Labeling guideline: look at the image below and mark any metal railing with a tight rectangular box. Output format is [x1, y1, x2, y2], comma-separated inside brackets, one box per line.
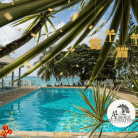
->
[0, 79, 114, 93]
[0, 80, 39, 93]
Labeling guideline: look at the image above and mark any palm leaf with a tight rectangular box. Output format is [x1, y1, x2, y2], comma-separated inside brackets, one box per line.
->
[29, 0, 82, 15]
[37, 29, 42, 44]
[10, 14, 39, 27]
[114, 119, 138, 137]
[114, 0, 130, 77]
[130, 0, 138, 23]
[50, 15, 60, 24]
[0, 0, 38, 11]
[89, 123, 102, 138]
[11, 7, 96, 81]
[11, 0, 112, 82]
[84, 0, 128, 91]
[0, 0, 62, 27]
[55, 0, 113, 64]
[0, 12, 50, 58]
[0, 0, 103, 79]
[78, 91, 100, 117]
[122, 68, 138, 97]
[37, 65, 46, 76]
[77, 0, 87, 12]
[22, 15, 40, 36]
[44, 23, 49, 38]
[72, 105, 99, 120]
[118, 0, 130, 46]
[98, 125, 103, 138]
[47, 18, 56, 31]
[124, 125, 138, 137]
[89, 0, 119, 37]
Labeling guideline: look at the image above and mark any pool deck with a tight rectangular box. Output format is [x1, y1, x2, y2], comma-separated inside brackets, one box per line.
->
[0, 86, 138, 137]
[0, 130, 138, 137]
[0, 88, 38, 107]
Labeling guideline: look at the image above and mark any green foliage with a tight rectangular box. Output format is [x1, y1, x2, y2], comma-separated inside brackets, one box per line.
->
[64, 44, 116, 84]
[0, 0, 138, 136]
[34, 46, 68, 82]
[114, 14, 137, 79]
[61, 80, 119, 137]
[85, 0, 128, 90]
[123, 65, 138, 97]
[10, 1, 105, 82]
[10, 12, 57, 44]
[0, 0, 138, 93]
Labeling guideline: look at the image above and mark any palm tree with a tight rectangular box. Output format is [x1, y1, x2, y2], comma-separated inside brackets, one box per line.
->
[0, 0, 137, 93]
[34, 46, 69, 83]
[0, 1, 138, 136]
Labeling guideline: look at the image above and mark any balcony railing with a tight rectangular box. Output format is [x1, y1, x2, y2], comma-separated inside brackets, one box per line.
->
[0, 79, 114, 92]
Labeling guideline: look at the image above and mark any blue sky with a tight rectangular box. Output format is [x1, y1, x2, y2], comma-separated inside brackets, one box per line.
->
[0, 0, 137, 78]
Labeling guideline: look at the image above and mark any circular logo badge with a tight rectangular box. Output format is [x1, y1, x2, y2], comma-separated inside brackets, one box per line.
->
[107, 100, 135, 127]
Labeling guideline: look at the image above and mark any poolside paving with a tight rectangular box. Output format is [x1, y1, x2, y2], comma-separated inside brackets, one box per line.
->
[0, 131, 138, 137]
[0, 87, 38, 107]
[106, 87, 138, 104]
[0, 86, 138, 137]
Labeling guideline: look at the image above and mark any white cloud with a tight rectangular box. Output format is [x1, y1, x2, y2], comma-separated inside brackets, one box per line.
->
[1, 0, 12, 3]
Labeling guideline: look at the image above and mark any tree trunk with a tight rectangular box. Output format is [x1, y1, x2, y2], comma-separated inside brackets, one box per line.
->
[128, 39, 132, 72]
[67, 78, 69, 85]
[80, 71, 87, 86]
[0, 11, 50, 58]
[118, 70, 120, 77]
[81, 80, 84, 86]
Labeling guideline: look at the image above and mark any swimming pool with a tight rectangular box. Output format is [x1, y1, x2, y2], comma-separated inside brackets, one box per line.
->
[0, 88, 137, 132]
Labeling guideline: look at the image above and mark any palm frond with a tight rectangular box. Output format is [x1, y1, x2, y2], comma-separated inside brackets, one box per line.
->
[55, 0, 113, 64]
[0, 0, 61, 27]
[123, 67, 138, 98]
[47, 18, 56, 31]
[84, 0, 127, 91]
[44, 23, 49, 38]
[37, 28, 42, 44]
[29, 0, 82, 15]
[118, 0, 130, 46]
[0, 0, 101, 80]
[22, 15, 40, 36]
[10, 14, 39, 27]
[88, 0, 119, 37]
[130, 0, 138, 23]
[77, 0, 87, 12]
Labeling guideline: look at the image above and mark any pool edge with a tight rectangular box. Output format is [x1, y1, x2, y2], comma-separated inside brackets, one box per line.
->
[2, 130, 138, 137]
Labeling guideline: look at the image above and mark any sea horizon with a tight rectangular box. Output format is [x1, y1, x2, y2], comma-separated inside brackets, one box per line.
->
[0, 76, 81, 86]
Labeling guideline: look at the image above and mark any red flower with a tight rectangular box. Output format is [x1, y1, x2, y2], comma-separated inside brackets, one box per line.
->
[7, 129, 12, 135]
[2, 125, 8, 131]
[0, 130, 7, 137]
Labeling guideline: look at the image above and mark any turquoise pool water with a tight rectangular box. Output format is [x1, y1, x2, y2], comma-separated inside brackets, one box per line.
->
[0, 88, 137, 132]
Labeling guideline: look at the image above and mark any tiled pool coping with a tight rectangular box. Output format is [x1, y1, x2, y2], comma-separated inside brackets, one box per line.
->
[0, 130, 137, 137]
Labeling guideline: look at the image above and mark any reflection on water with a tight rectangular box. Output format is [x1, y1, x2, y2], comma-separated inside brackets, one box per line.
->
[0, 88, 137, 132]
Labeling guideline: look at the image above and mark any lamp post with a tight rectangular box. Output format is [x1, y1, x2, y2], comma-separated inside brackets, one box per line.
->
[18, 65, 24, 87]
